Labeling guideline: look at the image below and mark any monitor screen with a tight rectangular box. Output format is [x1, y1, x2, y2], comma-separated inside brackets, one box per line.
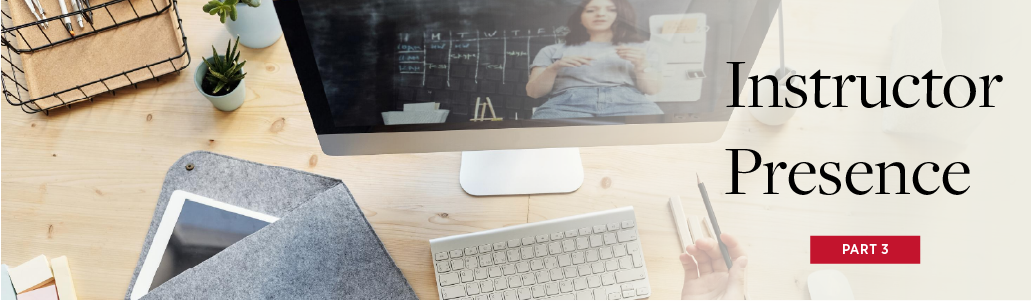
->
[278, 0, 754, 135]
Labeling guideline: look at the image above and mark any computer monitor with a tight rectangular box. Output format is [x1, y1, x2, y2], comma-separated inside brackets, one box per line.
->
[274, 0, 779, 195]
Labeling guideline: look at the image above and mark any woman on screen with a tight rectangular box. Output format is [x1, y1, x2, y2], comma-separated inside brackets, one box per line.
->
[526, 0, 663, 119]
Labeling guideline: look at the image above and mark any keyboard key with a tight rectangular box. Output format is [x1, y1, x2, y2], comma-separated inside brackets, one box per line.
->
[551, 232, 564, 240]
[594, 288, 607, 300]
[579, 227, 592, 236]
[613, 244, 627, 257]
[468, 282, 482, 295]
[503, 264, 516, 275]
[479, 254, 494, 266]
[489, 267, 503, 278]
[590, 235, 603, 248]
[574, 278, 588, 290]
[622, 220, 635, 228]
[466, 257, 479, 269]
[559, 279, 574, 293]
[632, 253, 644, 268]
[576, 290, 593, 300]
[518, 287, 532, 300]
[558, 254, 572, 267]
[520, 247, 534, 260]
[480, 81, 498, 94]
[535, 270, 551, 282]
[607, 223, 620, 231]
[603, 233, 617, 245]
[636, 287, 650, 296]
[546, 282, 560, 296]
[503, 290, 517, 300]
[620, 283, 633, 291]
[548, 242, 562, 255]
[521, 273, 537, 285]
[586, 250, 599, 264]
[544, 256, 559, 269]
[461, 270, 475, 282]
[436, 252, 450, 261]
[619, 257, 632, 269]
[593, 225, 607, 233]
[578, 264, 592, 276]
[494, 242, 508, 250]
[536, 234, 550, 243]
[562, 240, 575, 252]
[530, 259, 544, 271]
[592, 262, 605, 274]
[475, 268, 489, 280]
[440, 272, 461, 286]
[564, 267, 578, 278]
[490, 292, 503, 300]
[522, 237, 535, 245]
[622, 290, 635, 298]
[477, 294, 490, 300]
[440, 284, 467, 299]
[451, 259, 465, 270]
[615, 269, 646, 283]
[493, 252, 508, 264]
[601, 273, 615, 285]
[616, 230, 637, 243]
[608, 292, 622, 300]
[480, 244, 493, 253]
[481, 280, 496, 293]
[549, 268, 564, 281]
[516, 262, 530, 273]
[605, 260, 618, 272]
[565, 230, 578, 237]
[508, 239, 521, 248]
[509, 276, 523, 288]
[438, 261, 452, 272]
[572, 251, 586, 264]
[576, 237, 589, 250]
[532, 285, 546, 298]
[588, 275, 602, 288]
[451, 250, 464, 258]
[507, 250, 520, 262]
[626, 242, 641, 254]
[534, 244, 548, 257]
[495, 278, 509, 290]
[467, 247, 479, 256]
[600, 247, 613, 260]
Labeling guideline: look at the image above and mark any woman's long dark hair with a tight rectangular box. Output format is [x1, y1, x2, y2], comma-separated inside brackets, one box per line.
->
[564, 0, 646, 46]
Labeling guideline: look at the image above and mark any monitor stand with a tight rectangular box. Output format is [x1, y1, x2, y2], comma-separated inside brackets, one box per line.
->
[460, 148, 584, 196]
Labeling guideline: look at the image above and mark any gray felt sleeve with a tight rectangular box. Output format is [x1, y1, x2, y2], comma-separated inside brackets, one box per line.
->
[125, 151, 417, 300]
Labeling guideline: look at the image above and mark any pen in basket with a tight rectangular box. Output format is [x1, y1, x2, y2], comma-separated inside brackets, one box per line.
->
[24, 0, 49, 29]
[58, 0, 74, 36]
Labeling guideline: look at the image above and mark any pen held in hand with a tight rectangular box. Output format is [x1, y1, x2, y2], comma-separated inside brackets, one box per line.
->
[698, 173, 733, 269]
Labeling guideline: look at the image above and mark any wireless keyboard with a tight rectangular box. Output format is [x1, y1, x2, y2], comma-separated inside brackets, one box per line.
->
[429, 207, 650, 300]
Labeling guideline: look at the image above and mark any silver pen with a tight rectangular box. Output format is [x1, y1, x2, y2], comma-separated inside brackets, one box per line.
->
[24, 0, 48, 28]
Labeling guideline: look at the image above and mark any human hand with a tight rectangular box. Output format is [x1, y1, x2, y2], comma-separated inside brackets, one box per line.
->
[549, 55, 594, 70]
[680, 233, 748, 300]
[616, 46, 649, 71]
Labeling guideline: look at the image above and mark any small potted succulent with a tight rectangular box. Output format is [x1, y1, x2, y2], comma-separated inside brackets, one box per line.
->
[202, 0, 283, 48]
[195, 37, 248, 111]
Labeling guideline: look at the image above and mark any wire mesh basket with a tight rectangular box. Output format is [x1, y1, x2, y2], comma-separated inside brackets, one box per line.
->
[1, 0, 189, 114]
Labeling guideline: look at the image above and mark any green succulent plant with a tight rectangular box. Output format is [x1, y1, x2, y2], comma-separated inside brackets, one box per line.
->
[202, 0, 261, 23]
[202, 37, 247, 96]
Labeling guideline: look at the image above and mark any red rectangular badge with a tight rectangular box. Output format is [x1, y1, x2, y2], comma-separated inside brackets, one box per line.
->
[810, 236, 920, 264]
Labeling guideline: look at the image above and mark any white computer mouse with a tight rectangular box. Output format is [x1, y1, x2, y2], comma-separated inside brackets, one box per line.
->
[807, 269, 855, 300]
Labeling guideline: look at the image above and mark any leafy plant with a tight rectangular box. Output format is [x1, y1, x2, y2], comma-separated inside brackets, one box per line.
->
[202, 0, 261, 24]
[202, 37, 247, 96]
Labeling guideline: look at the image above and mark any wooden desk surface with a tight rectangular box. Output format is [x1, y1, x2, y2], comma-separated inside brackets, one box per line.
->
[5, 0, 1026, 299]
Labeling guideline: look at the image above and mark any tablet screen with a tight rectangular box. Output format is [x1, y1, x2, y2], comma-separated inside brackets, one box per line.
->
[148, 199, 272, 290]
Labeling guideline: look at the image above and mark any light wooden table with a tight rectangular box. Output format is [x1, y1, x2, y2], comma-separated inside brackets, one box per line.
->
[4, 0, 1027, 299]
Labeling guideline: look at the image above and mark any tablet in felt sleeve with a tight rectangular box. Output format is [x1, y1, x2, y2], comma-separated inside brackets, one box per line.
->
[125, 151, 417, 299]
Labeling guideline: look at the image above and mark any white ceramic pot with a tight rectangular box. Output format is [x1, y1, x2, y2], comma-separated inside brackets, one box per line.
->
[195, 56, 246, 111]
[747, 66, 801, 126]
[224, 2, 283, 49]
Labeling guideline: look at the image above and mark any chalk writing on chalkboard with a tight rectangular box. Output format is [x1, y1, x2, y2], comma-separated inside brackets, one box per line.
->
[396, 26, 570, 87]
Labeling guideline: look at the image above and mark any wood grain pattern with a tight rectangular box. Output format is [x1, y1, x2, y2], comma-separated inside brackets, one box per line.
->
[14, 0, 1019, 299]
